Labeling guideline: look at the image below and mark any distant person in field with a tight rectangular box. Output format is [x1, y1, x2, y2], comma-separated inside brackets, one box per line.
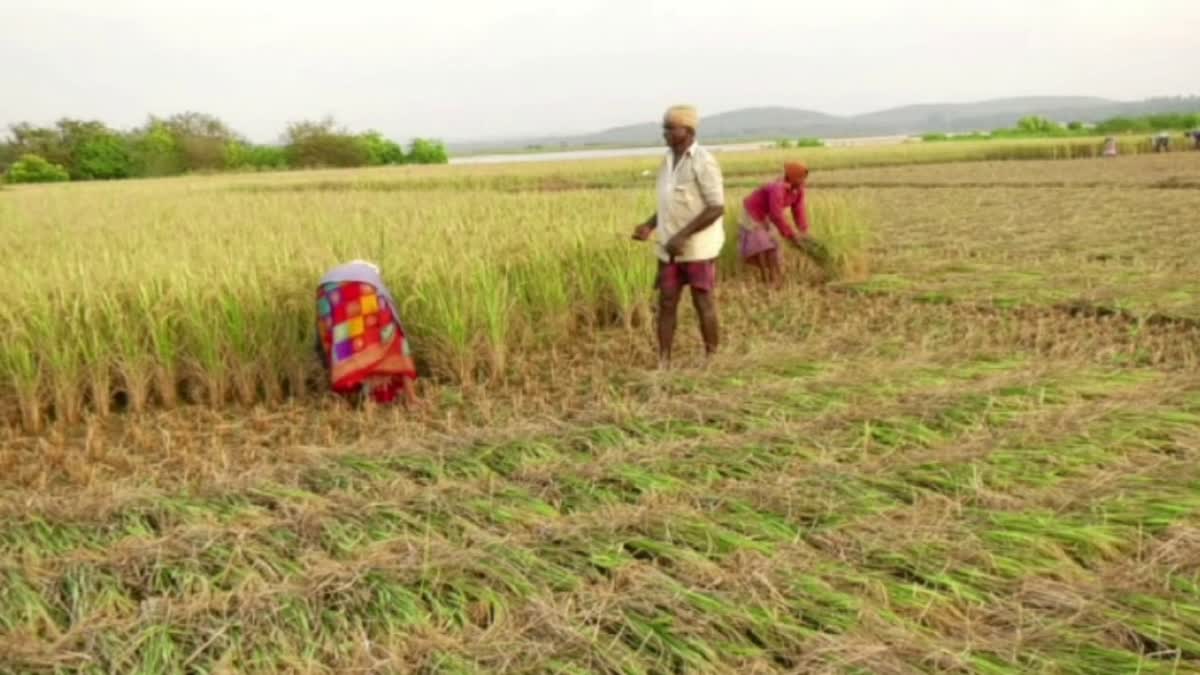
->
[632, 105, 726, 367]
[1154, 131, 1171, 152]
[314, 260, 419, 406]
[1189, 130, 1200, 150]
[1102, 137, 1119, 157]
[739, 161, 813, 288]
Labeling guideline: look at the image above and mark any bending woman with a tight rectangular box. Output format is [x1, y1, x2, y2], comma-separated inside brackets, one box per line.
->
[315, 260, 418, 406]
[739, 162, 811, 287]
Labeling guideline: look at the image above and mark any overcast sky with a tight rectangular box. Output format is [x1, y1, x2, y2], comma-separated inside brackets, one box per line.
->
[1, 0, 1197, 143]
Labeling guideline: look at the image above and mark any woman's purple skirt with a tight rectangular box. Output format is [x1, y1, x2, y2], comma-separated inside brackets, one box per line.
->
[739, 211, 778, 259]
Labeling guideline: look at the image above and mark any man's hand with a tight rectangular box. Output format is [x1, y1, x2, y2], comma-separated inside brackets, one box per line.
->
[665, 234, 687, 257]
[632, 224, 654, 241]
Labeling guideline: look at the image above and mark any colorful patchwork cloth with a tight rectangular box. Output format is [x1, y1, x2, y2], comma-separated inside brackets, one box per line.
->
[316, 279, 416, 394]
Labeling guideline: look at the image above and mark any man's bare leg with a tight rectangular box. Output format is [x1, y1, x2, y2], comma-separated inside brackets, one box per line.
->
[692, 289, 719, 359]
[657, 285, 683, 368]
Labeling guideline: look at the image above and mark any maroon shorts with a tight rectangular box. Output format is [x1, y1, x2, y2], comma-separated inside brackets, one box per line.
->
[656, 259, 717, 294]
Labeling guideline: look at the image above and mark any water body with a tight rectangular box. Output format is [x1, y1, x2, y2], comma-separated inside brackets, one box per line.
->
[450, 141, 771, 166]
[449, 136, 914, 166]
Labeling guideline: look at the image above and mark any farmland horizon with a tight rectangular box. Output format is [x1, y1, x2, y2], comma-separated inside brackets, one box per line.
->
[4, 93, 1199, 152]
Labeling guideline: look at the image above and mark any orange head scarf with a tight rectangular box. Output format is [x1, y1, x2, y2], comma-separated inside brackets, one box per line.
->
[784, 162, 809, 185]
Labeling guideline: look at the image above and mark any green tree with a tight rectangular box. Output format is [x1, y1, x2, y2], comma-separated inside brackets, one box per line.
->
[5, 154, 70, 183]
[57, 118, 112, 175]
[1095, 116, 1150, 134]
[131, 119, 184, 176]
[357, 131, 405, 165]
[248, 145, 288, 170]
[224, 140, 253, 170]
[225, 141, 289, 171]
[76, 133, 135, 179]
[161, 112, 238, 171]
[284, 118, 369, 168]
[1015, 116, 1063, 135]
[0, 138, 17, 173]
[7, 122, 71, 169]
[5, 119, 124, 179]
[407, 138, 449, 164]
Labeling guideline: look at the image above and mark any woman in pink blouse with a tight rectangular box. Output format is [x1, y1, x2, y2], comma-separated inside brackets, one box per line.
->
[739, 162, 811, 287]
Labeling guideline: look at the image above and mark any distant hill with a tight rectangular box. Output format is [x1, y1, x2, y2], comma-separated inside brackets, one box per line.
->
[587, 106, 842, 145]
[849, 96, 1118, 133]
[450, 95, 1200, 153]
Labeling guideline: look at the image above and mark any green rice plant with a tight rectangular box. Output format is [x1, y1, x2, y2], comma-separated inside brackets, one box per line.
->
[54, 567, 136, 626]
[800, 192, 875, 281]
[22, 294, 86, 425]
[214, 278, 264, 405]
[176, 287, 233, 407]
[76, 296, 117, 416]
[470, 263, 515, 379]
[96, 290, 156, 412]
[132, 623, 183, 675]
[619, 609, 718, 672]
[509, 251, 572, 345]
[563, 234, 610, 331]
[408, 266, 477, 383]
[422, 652, 483, 675]
[0, 570, 61, 635]
[604, 242, 657, 332]
[0, 318, 41, 430]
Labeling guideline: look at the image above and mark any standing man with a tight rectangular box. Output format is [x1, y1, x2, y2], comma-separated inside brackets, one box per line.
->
[632, 105, 726, 367]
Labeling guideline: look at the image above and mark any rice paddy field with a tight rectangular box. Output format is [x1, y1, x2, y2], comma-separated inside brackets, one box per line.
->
[2, 139, 1200, 673]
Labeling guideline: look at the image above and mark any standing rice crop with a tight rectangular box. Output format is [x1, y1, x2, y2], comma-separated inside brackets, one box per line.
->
[0, 166, 874, 427]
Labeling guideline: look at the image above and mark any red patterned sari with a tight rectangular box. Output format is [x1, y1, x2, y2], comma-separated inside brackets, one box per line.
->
[316, 279, 416, 404]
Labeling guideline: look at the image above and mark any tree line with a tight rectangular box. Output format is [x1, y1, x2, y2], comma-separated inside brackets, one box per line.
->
[921, 111, 1200, 142]
[0, 113, 449, 184]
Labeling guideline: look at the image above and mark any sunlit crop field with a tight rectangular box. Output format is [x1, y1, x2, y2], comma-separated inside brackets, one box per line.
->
[0, 161, 870, 430]
[2, 143, 1199, 674]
